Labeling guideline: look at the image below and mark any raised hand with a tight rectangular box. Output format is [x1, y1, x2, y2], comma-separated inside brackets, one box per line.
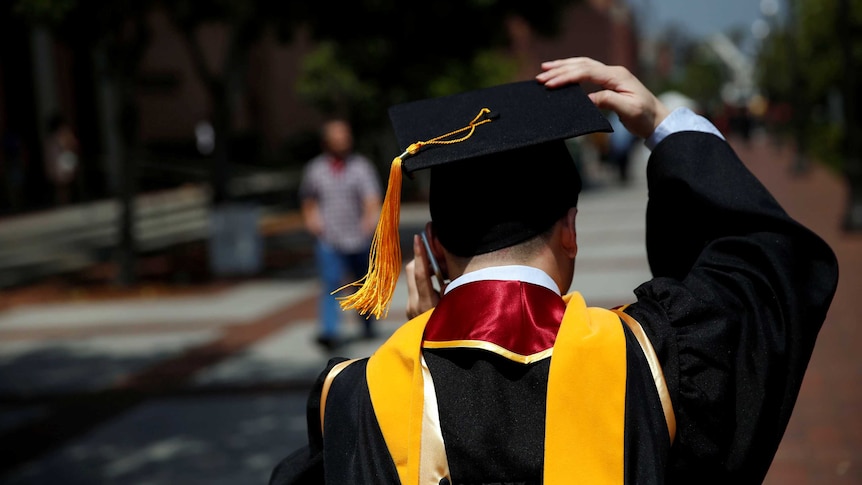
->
[536, 57, 670, 140]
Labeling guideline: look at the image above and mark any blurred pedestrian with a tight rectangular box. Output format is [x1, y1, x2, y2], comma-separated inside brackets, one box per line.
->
[298, 119, 382, 350]
[43, 114, 80, 206]
[605, 111, 638, 183]
[271, 58, 837, 484]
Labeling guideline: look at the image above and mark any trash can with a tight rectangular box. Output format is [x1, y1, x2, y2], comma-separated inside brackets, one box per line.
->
[208, 202, 263, 276]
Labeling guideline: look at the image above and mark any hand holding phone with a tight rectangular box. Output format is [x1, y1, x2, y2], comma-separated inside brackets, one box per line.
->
[420, 232, 447, 291]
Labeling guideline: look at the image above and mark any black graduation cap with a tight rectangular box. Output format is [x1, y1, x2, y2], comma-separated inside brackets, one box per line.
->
[389, 80, 611, 174]
[336, 80, 612, 319]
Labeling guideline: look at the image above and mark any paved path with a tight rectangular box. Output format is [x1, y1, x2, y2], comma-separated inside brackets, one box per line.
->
[736, 137, 862, 485]
[0, 133, 858, 484]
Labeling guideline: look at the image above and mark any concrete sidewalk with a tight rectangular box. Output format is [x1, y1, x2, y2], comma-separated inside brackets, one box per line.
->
[0, 133, 859, 484]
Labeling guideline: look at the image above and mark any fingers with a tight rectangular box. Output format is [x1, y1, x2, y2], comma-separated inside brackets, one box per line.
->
[405, 234, 440, 320]
[536, 57, 670, 139]
[536, 57, 623, 90]
[405, 234, 424, 319]
[405, 257, 419, 319]
[412, 234, 431, 294]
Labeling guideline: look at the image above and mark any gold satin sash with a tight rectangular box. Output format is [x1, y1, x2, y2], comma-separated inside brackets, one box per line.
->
[319, 358, 360, 433]
[320, 292, 665, 483]
[545, 292, 626, 483]
[365, 309, 445, 484]
[365, 292, 627, 484]
[612, 307, 677, 444]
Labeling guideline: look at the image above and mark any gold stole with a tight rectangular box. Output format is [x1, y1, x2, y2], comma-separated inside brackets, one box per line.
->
[362, 291, 628, 484]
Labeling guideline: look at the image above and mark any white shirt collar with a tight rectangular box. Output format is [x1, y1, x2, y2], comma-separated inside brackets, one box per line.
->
[443, 265, 560, 295]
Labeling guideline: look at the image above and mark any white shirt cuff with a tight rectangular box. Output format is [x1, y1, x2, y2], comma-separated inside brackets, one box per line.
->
[645, 107, 725, 150]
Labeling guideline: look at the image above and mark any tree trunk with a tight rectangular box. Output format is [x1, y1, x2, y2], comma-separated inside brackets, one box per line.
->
[210, 87, 231, 205]
[94, 44, 137, 285]
[94, 12, 149, 286]
[176, 27, 235, 206]
[117, 94, 139, 285]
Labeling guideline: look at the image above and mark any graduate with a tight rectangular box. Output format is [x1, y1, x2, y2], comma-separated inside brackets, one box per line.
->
[269, 57, 838, 485]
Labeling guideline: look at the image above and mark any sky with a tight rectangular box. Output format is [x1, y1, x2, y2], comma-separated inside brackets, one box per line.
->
[625, 0, 774, 41]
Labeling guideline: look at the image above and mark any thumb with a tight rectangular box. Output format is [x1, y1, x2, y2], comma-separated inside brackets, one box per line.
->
[589, 90, 660, 139]
[588, 90, 628, 113]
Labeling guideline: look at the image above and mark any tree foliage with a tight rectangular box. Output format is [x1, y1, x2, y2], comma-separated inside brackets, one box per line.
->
[158, 0, 310, 202]
[756, 0, 862, 169]
[15, 0, 159, 284]
[16, 0, 582, 172]
[295, 0, 579, 132]
[679, 50, 726, 113]
[655, 39, 728, 114]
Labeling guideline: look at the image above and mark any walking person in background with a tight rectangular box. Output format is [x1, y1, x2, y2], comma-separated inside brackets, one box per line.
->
[606, 110, 638, 184]
[299, 118, 382, 350]
[43, 114, 80, 206]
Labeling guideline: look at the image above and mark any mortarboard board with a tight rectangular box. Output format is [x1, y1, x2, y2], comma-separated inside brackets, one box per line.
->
[390, 80, 610, 173]
[336, 80, 612, 319]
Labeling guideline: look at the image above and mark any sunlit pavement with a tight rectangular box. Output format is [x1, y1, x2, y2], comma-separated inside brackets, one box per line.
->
[0, 133, 859, 484]
[733, 135, 862, 485]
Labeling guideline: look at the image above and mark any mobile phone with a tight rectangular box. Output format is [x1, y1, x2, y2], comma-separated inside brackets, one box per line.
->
[419, 232, 446, 291]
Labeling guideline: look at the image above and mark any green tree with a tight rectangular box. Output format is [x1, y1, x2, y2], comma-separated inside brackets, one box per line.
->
[658, 41, 727, 115]
[642, 25, 730, 117]
[756, 0, 862, 230]
[162, 1, 581, 199]
[295, 0, 581, 159]
[679, 50, 726, 113]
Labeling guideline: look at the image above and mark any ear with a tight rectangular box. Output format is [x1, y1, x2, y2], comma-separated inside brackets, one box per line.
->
[426, 221, 450, 279]
[559, 207, 578, 259]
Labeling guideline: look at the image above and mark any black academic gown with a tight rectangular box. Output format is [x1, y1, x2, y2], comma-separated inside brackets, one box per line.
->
[269, 131, 839, 485]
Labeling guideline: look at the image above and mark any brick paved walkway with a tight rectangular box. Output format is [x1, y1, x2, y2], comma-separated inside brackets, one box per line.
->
[735, 135, 862, 484]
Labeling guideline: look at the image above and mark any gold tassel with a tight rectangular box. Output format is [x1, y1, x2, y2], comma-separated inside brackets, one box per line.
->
[334, 109, 493, 320]
[334, 155, 406, 319]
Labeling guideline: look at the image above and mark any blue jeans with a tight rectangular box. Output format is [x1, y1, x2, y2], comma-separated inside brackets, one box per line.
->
[314, 241, 372, 338]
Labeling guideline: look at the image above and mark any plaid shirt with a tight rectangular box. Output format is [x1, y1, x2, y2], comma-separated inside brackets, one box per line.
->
[299, 153, 381, 252]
